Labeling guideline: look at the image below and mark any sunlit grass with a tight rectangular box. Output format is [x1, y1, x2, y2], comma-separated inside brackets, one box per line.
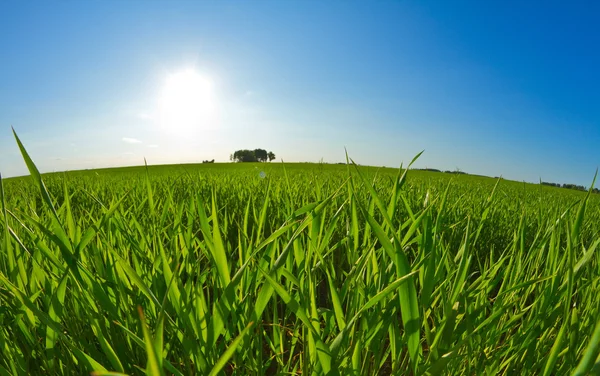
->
[1, 130, 600, 375]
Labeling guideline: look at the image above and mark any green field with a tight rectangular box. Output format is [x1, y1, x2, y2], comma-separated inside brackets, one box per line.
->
[2, 139, 600, 375]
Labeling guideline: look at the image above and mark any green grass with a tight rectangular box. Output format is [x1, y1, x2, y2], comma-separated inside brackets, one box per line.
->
[1, 133, 600, 375]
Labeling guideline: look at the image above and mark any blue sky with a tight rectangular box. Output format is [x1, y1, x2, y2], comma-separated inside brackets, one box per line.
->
[0, 1, 598, 186]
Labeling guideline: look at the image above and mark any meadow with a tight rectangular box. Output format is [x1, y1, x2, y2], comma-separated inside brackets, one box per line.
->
[1, 135, 600, 375]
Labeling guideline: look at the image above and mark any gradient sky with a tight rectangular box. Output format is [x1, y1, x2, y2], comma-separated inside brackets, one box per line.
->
[1, 1, 598, 186]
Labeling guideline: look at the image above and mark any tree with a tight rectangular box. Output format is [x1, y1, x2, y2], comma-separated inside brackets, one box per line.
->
[254, 148, 268, 162]
[232, 149, 257, 162]
[268, 151, 275, 162]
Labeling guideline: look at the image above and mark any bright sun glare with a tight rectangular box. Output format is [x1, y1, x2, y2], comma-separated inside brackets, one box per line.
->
[159, 69, 215, 135]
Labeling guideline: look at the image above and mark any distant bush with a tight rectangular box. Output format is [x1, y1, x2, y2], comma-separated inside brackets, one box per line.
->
[202, 159, 215, 163]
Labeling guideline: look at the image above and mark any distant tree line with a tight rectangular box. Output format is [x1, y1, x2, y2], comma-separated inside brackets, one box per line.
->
[541, 181, 599, 193]
[202, 159, 215, 163]
[541, 182, 561, 188]
[563, 183, 586, 192]
[413, 168, 465, 174]
[414, 168, 442, 172]
[412, 168, 470, 175]
[230, 149, 275, 163]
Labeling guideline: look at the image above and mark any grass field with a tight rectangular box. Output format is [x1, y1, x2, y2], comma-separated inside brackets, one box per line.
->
[1, 135, 600, 375]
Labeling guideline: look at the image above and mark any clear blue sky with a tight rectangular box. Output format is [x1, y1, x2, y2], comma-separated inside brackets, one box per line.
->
[1, 1, 598, 186]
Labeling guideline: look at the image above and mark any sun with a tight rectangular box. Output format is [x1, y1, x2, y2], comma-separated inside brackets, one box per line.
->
[159, 69, 215, 135]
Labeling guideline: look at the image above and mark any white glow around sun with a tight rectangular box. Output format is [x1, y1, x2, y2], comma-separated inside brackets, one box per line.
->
[159, 69, 216, 135]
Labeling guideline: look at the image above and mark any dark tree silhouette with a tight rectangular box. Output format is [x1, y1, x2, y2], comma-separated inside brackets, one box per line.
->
[232, 150, 257, 162]
[254, 148, 268, 162]
[231, 149, 275, 163]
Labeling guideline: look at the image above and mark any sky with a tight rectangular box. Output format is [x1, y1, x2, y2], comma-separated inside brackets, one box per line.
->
[0, 1, 598, 186]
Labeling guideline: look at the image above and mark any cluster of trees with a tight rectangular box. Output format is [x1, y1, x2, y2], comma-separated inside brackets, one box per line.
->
[541, 181, 599, 193]
[230, 149, 275, 162]
[202, 159, 215, 163]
